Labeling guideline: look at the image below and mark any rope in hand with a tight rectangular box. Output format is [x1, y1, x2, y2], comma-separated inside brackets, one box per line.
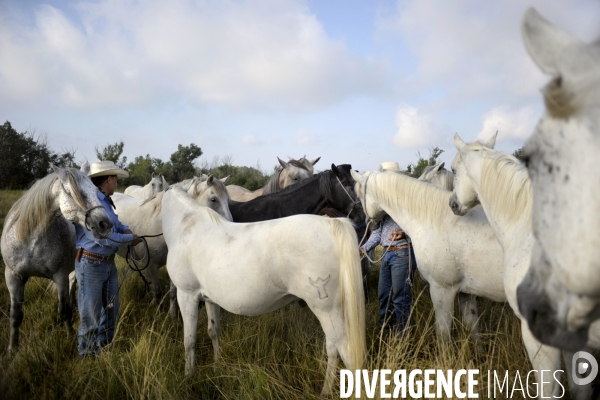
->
[107, 233, 164, 299]
[357, 219, 391, 264]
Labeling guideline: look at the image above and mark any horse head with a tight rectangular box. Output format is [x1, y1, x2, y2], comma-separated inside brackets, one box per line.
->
[278, 157, 312, 188]
[449, 132, 497, 216]
[515, 8, 600, 350]
[51, 165, 112, 238]
[329, 164, 365, 225]
[189, 175, 233, 222]
[350, 170, 385, 229]
[419, 162, 454, 191]
[149, 173, 165, 194]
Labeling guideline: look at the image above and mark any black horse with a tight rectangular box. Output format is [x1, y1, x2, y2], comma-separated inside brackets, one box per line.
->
[229, 163, 365, 225]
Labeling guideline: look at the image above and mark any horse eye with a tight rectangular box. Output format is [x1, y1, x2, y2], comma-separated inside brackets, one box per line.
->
[211, 197, 216, 202]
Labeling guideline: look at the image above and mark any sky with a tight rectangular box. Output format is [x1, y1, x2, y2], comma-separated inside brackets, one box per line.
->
[1, 0, 599, 174]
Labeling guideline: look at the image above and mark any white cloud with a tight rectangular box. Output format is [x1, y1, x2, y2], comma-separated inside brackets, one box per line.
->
[0, 0, 390, 111]
[382, 0, 600, 106]
[241, 134, 264, 146]
[392, 104, 449, 148]
[477, 106, 538, 142]
[295, 129, 318, 146]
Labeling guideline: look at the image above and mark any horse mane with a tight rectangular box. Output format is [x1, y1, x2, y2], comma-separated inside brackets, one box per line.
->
[288, 159, 309, 171]
[370, 172, 452, 228]
[262, 170, 282, 194]
[318, 171, 337, 204]
[7, 169, 89, 242]
[477, 146, 532, 224]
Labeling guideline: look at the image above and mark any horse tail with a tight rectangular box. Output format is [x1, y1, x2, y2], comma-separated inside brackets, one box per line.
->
[331, 218, 366, 370]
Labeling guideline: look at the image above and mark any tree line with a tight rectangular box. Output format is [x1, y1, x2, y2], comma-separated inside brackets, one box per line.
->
[0, 121, 272, 190]
[0, 120, 525, 190]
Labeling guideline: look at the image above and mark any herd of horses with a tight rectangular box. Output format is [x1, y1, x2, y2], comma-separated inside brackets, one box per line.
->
[1, 8, 598, 397]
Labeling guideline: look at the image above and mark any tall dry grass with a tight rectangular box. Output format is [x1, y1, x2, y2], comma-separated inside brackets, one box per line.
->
[0, 190, 569, 399]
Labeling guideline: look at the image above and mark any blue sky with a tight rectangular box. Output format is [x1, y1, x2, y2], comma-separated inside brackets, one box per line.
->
[1, 0, 599, 174]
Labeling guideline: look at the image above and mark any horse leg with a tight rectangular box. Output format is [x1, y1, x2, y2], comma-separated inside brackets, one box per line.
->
[310, 307, 346, 396]
[520, 321, 563, 397]
[177, 289, 199, 376]
[54, 272, 73, 325]
[458, 293, 482, 348]
[68, 271, 77, 311]
[429, 283, 457, 344]
[145, 263, 162, 305]
[205, 301, 222, 360]
[169, 280, 179, 320]
[6, 269, 27, 353]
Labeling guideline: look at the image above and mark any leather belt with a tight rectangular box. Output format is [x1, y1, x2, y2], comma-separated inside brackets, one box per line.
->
[385, 244, 410, 252]
[81, 249, 115, 263]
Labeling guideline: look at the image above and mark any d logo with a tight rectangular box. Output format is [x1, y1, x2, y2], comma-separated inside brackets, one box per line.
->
[572, 351, 598, 386]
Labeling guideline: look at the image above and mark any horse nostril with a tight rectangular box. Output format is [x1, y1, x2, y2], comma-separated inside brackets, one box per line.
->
[99, 221, 108, 231]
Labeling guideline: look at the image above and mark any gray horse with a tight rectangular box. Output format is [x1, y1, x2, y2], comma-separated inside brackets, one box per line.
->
[1, 166, 112, 352]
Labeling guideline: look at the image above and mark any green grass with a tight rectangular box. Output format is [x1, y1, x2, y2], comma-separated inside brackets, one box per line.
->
[0, 190, 567, 399]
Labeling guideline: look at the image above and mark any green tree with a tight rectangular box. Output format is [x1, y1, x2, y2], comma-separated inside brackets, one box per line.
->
[95, 141, 127, 169]
[405, 147, 445, 178]
[0, 121, 57, 189]
[169, 143, 202, 182]
[513, 146, 526, 162]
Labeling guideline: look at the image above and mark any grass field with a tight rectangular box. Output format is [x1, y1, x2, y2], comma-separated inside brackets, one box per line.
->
[0, 190, 567, 399]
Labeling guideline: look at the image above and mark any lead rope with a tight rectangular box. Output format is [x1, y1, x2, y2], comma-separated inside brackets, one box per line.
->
[105, 233, 164, 303]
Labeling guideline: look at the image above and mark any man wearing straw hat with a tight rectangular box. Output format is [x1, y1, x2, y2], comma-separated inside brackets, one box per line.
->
[74, 160, 141, 357]
[360, 161, 417, 336]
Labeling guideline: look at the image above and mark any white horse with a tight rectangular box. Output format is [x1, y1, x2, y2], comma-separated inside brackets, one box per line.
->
[1, 166, 112, 352]
[515, 8, 600, 351]
[350, 162, 506, 346]
[161, 186, 365, 396]
[124, 173, 168, 199]
[226, 156, 318, 202]
[449, 132, 595, 398]
[112, 176, 232, 307]
[418, 162, 454, 191]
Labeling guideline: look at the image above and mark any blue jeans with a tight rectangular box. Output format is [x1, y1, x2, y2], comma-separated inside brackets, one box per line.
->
[378, 248, 416, 332]
[75, 256, 120, 356]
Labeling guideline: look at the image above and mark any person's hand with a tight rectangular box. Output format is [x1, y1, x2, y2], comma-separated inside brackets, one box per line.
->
[389, 229, 405, 241]
[131, 234, 143, 246]
[359, 247, 366, 256]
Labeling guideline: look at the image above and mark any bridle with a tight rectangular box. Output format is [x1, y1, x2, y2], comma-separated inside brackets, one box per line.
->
[334, 175, 362, 218]
[58, 179, 107, 231]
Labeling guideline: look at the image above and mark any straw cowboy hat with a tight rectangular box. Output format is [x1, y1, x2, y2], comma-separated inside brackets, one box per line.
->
[88, 161, 129, 179]
[379, 161, 402, 173]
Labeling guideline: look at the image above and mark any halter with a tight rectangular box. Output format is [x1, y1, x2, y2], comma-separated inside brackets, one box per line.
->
[334, 175, 361, 218]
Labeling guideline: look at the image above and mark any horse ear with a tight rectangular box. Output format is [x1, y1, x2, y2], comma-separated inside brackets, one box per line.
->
[152, 172, 156, 178]
[485, 131, 498, 149]
[278, 157, 289, 169]
[162, 176, 169, 190]
[220, 175, 230, 184]
[331, 163, 340, 177]
[521, 8, 583, 77]
[80, 161, 91, 175]
[311, 157, 321, 166]
[453, 132, 466, 151]
[350, 169, 363, 184]
[206, 175, 214, 185]
[51, 164, 69, 182]
[434, 162, 445, 172]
